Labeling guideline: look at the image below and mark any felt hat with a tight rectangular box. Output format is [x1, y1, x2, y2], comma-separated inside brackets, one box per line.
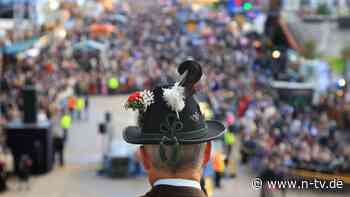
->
[123, 60, 225, 164]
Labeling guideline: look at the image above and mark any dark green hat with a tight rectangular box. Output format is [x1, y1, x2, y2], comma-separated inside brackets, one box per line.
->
[123, 60, 226, 164]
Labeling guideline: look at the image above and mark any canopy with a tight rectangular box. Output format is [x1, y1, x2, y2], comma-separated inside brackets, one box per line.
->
[1, 37, 39, 55]
[73, 40, 106, 51]
[270, 80, 314, 90]
[114, 14, 127, 24]
[89, 24, 116, 34]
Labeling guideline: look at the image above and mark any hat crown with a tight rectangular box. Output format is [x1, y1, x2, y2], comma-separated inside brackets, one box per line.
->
[139, 86, 206, 137]
[123, 60, 225, 145]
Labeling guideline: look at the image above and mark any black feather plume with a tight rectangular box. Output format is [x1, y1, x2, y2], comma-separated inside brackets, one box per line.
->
[178, 60, 202, 96]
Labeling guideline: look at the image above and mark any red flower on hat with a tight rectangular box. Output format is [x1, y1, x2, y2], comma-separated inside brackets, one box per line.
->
[125, 90, 154, 111]
[128, 92, 141, 102]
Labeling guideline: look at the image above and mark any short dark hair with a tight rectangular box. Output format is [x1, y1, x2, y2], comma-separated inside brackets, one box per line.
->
[144, 143, 206, 173]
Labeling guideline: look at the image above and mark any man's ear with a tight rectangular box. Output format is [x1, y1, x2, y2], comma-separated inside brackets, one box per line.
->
[203, 142, 212, 166]
[140, 146, 151, 171]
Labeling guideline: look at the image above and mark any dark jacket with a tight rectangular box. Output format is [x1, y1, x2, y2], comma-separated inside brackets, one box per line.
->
[141, 185, 207, 197]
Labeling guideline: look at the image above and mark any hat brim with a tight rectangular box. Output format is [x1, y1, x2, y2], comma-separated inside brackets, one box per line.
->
[123, 120, 226, 145]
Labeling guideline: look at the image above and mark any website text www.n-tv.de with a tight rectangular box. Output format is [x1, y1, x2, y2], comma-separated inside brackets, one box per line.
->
[252, 177, 344, 190]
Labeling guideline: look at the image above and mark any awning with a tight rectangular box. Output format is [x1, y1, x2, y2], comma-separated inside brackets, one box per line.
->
[73, 40, 106, 51]
[1, 37, 39, 55]
[89, 23, 116, 34]
[270, 80, 314, 90]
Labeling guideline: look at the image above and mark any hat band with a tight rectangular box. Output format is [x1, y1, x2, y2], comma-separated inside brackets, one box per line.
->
[141, 126, 208, 142]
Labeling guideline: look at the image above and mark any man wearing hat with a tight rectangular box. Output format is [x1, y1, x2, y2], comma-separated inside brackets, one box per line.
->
[123, 60, 225, 197]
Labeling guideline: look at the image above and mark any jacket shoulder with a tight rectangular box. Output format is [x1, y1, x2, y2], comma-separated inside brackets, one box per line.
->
[140, 185, 206, 197]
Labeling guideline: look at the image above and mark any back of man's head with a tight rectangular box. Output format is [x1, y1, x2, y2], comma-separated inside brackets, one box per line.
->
[144, 143, 206, 174]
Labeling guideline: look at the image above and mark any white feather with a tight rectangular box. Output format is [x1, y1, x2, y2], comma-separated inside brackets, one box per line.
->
[141, 90, 154, 111]
[162, 82, 185, 114]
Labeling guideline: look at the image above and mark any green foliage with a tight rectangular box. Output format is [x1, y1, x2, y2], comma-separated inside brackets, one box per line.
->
[323, 56, 346, 75]
[316, 3, 331, 16]
[126, 101, 143, 111]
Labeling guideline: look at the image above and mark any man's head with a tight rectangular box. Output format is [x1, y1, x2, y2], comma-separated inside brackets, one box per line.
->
[139, 142, 212, 184]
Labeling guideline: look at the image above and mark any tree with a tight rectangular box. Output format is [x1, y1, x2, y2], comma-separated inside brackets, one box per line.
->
[316, 3, 331, 15]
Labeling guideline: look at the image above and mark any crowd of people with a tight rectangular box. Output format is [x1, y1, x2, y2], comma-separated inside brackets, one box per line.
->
[0, 0, 349, 192]
[239, 90, 350, 173]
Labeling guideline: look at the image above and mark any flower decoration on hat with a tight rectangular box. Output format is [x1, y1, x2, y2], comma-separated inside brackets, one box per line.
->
[125, 90, 154, 111]
[162, 82, 185, 119]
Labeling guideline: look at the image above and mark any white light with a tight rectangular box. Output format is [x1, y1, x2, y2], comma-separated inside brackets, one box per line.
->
[27, 48, 40, 57]
[78, 0, 85, 6]
[338, 78, 346, 87]
[272, 50, 281, 59]
[192, 4, 201, 11]
[49, 1, 60, 10]
[58, 29, 67, 38]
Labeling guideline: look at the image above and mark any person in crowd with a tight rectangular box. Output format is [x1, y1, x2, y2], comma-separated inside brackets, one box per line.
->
[259, 157, 278, 197]
[67, 96, 77, 120]
[17, 154, 32, 190]
[37, 107, 48, 124]
[8, 104, 21, 124]
[224, 128, 237, 178]
[0, 137, 7, 193]
[132, 148, 143, 176]
[199, 177, 207, 195]
[53, 112, 65, 167]
[84, 95, 90, 120]
[104, 112, 115, 154]
[212, 149, 225, 188]
[107, 76, 119, 95]
[60, 110, 72, 143]
[76, 96, 85, 121]
[0, 127, 11, 192]
[53, 132, 65, 167]
[0, 161, 6, 192]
